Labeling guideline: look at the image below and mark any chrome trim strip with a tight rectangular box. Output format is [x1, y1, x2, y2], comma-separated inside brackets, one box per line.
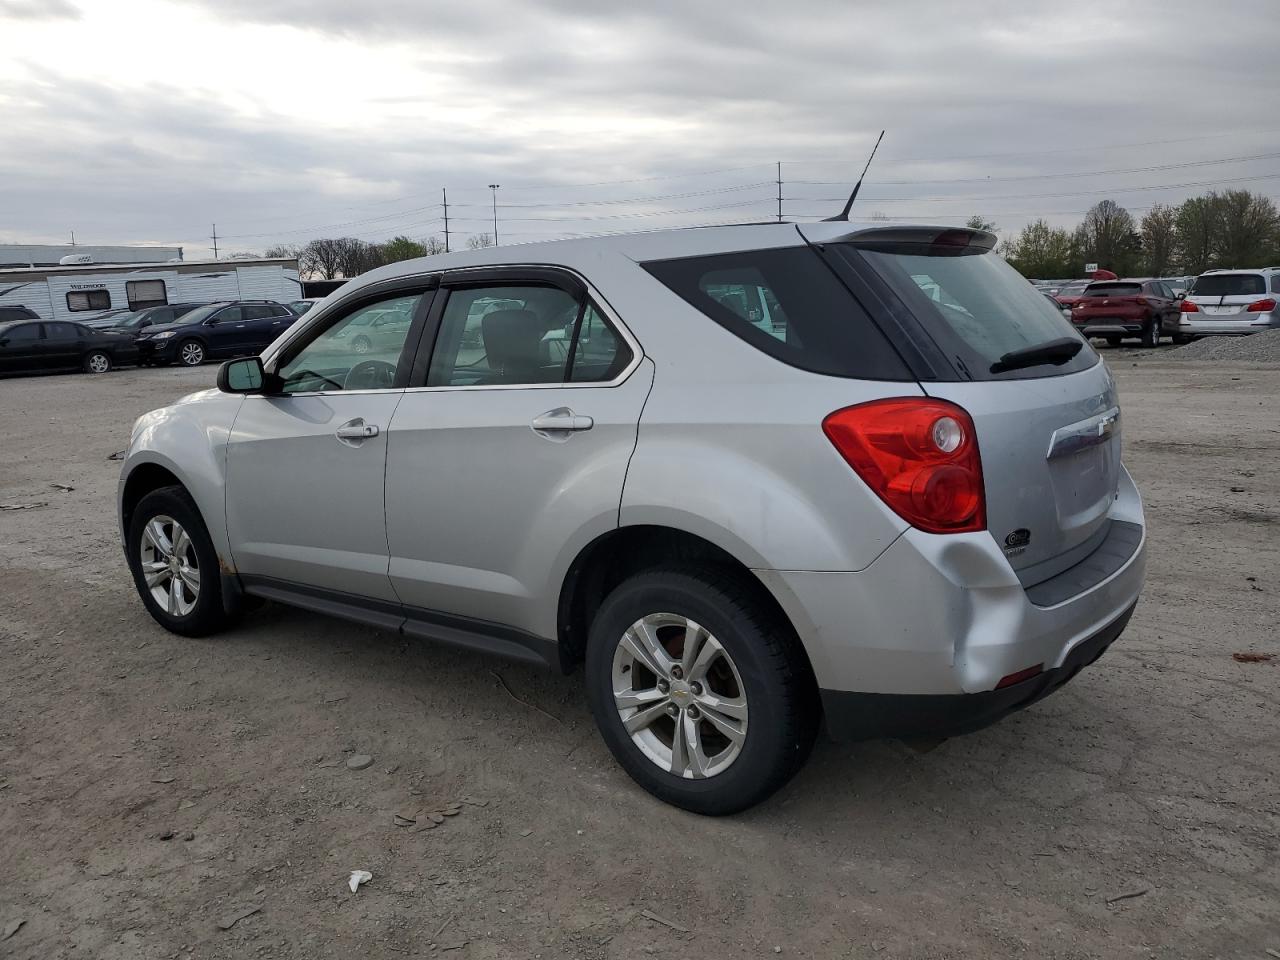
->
[1046, 406, 1121, 460]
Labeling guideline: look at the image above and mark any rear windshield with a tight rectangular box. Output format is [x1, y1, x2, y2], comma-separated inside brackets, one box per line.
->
[1083, 283, 1142, 297]
[840, 242, 1097, 379]
[642, 247, 911, 380]
[1190, 274, 1266, 297]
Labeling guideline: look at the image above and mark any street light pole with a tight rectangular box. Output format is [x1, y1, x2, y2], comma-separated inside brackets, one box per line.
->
[488, 184, 501, 245]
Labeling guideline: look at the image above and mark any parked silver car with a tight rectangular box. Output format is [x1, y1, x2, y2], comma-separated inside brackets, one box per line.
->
[1175, 268, 1280, 341]
[118, 223, 1146, 814]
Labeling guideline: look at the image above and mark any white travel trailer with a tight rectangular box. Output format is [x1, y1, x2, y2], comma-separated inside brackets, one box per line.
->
[0, 258, 301, 322]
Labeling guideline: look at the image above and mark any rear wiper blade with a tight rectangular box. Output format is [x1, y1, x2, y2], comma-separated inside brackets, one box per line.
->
[990, 337, 1083, 374]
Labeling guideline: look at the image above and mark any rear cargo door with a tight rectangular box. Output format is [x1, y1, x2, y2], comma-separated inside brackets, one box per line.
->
[806, 224, 1120, 581]
[1188, 273, 1268, 317]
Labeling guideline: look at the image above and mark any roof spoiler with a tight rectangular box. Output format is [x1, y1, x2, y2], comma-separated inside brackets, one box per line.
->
[817, 225, 998, 252]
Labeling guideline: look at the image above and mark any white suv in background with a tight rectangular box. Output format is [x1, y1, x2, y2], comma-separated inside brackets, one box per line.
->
[1177, 268, 1280, 341]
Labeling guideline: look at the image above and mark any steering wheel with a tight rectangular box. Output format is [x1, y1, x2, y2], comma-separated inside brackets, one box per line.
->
[343, 359, 397, 391]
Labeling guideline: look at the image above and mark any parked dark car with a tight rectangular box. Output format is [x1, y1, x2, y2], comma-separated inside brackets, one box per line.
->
[0, 319, 139, 375]
[0, 306, 40, 324]
[135, 301, 299, 367]
[1070, 279, 1180, 348]
[86, 302, 210, 332]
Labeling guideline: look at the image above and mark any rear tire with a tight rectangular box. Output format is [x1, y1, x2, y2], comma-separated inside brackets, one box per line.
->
[126, 485, 231, 637]
[83, 350, 112, 374]
[584, 566, 818, 815]
[176, 339, 205, 366]
[1173, 333, 1193, 345]
[1141, 318, 1159, 348]
[1105, 335, 1122, 347]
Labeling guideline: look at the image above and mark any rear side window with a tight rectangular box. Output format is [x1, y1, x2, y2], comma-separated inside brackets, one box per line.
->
[837, 242, 1096, 379]
[642, 247, 910, 380]
[1191, 274, 1266, 297]
[1084, 283, 1142, 297]
[1272, 275, 1280, 294]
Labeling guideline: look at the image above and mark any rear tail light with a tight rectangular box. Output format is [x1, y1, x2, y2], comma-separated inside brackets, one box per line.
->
[823, 399, 985, 534]
[1180, 300, 1200, 313]
[1246, 298, 1277, 312]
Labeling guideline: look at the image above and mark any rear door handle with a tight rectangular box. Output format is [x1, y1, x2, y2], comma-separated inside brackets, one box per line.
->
[336, 418, 380, 443]
[531, 408, 593, 436]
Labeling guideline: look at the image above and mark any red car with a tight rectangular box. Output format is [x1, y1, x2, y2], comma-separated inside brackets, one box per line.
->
[1052, 280, 1092, 314]
[1069, 279, 1181, 348]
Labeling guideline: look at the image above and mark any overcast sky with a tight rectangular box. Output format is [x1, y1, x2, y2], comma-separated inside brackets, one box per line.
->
[1, 0, 1276, 258]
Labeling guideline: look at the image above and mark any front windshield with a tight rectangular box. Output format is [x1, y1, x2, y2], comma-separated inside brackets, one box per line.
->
[169, 304, 222, 325]
[111, 311, 151, 328]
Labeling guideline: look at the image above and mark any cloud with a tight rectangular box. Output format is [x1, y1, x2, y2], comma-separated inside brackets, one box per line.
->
[0, 0, 79, 20]
[0, 0, 1276, 255]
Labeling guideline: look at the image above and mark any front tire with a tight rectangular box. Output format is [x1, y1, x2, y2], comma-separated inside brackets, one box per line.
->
[176, 339, 206, 366]
[83, 350, 112, 374]
[584, 566, 817, 815]
[126, 486, 230, 637]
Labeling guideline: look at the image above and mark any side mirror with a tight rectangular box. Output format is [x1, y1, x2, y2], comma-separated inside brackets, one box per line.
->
[217, 357, 268, 394]
[1174, 292, 1185, 300]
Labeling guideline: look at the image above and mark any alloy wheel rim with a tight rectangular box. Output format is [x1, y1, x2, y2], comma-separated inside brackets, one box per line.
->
[89, 354, 109, 373]
[139, 514, 200, 617]
[181, 343, 203, 365]
[612, 613, 748, 779]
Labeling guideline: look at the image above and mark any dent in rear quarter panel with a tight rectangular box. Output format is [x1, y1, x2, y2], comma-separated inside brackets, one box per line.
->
[119, 389, 244, 569]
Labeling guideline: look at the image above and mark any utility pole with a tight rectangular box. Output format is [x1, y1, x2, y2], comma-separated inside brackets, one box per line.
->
[488, 184, 501, 245]
[211, 223, 219, 259]
[70, 230, 76, 246]
[442, 188, 450, 253]
[776, 162, 783, 223]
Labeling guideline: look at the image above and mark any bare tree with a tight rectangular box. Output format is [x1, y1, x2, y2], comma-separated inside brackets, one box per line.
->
[1075, 200, 1141, 275]
[300, 239, 344, 279]
[264, 244, 302, 260]
[466, 233, 494, 249]
[966, 215, 997, 233]
[421, 236, 448, 256]
[1140, 204, 1178, 276]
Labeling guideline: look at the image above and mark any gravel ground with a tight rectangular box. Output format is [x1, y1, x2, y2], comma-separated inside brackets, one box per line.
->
[1163, 329, 1280, 361]
[2, 361, 1278, 959]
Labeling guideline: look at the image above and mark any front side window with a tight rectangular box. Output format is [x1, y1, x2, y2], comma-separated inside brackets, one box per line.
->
[214, 306, 245, 324]
[3, 323, 41, 341]
[126, 279, 167, 309]
[427, 285, 582, 387]
[66, 289, 111, 311]
[277, 292, 425, 394]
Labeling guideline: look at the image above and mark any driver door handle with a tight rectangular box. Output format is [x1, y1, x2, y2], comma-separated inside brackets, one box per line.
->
[336, 418, 380, 442]
[531, 408, 593, 434]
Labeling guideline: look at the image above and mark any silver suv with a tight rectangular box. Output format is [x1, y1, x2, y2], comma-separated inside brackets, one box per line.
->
[1176, 267, 1280, 340]
[118, 224, 1146, 814]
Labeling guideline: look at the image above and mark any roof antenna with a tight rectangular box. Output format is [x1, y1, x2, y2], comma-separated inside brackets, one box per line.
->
[825, 130, 885, 221]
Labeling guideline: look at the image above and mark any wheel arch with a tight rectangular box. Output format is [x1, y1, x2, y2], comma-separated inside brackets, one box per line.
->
[555, 524, 816, 685]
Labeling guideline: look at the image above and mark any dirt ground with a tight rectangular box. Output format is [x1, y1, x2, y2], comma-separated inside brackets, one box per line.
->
[2, 351, 1278, 959]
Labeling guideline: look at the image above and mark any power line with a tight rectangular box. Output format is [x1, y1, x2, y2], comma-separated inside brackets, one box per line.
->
[790, 152, 1280, 187]
[787, 172, 1280, 205]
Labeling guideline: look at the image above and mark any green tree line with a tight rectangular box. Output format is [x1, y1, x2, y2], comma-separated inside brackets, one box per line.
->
[993, 190, 1279, 279]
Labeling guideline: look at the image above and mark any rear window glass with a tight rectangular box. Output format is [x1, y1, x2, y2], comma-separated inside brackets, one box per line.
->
[641, 247, 911, 380]
[1084, 283, 1142, 296]
[1191, 274, 1266, 297]
[838, 243, 1097, 380]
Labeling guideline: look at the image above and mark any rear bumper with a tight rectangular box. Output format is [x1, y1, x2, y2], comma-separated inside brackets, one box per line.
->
[1180, 316, 1279, 336]
[1076, 318, 1147, 336]
[819, 601, 1134, 741]
[755, 464, 1146, 738]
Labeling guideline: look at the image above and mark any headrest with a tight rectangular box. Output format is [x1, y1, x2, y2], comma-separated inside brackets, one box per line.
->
[481, 309, 543, 370]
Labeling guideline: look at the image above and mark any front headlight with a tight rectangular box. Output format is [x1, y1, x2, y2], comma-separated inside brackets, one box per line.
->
[153, 331, 176, 340]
